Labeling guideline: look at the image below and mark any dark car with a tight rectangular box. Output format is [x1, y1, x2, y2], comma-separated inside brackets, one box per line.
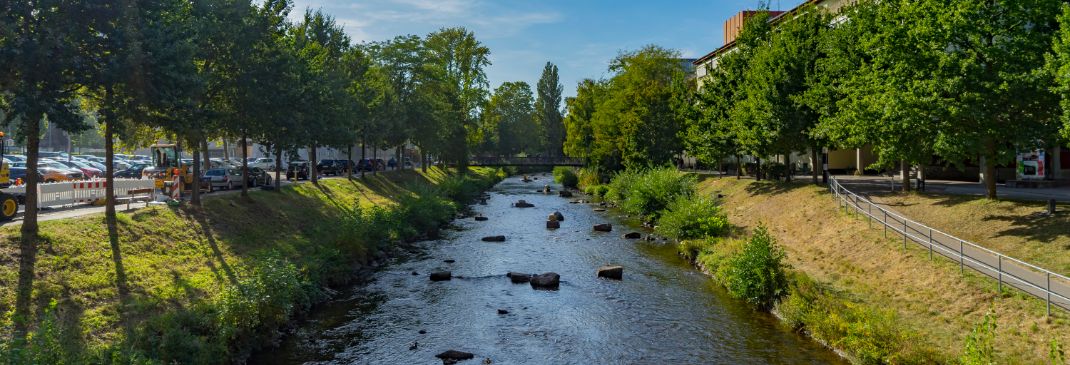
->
[8, 167, 42, 185]
[247, 167, 273, 187]
[115, 163, 150, 179]
[356, 159, 374, 172]
[286, 161, 309, 180]
[316, 159, 353, 176]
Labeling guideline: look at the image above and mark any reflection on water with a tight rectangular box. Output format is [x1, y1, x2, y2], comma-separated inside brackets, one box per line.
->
[253, 174, 845, 365]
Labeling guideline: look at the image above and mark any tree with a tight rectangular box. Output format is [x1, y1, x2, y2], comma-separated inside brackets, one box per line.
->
[588, 45, 687, 170]
[1053, 4, 1070, 143]
[0, 0, 94, 339]
[929, 0, 1062, 198]
[424, 27, 491, 171]
[563, 78, 606, 160]
[483, 81, 538, 156]
[535, 62, 565, 157]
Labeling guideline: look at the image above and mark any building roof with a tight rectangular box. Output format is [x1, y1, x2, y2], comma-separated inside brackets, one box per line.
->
[693, 0, 827, 65]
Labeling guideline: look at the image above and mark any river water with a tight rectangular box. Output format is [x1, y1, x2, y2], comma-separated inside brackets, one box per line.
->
[254, 174, 846, 364]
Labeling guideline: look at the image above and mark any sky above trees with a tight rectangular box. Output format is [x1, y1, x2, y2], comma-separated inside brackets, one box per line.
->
[290, 0, 807, 97]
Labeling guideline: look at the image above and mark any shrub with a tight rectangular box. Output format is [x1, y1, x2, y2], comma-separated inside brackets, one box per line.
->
[961, 313, 997, 365]
[725, 226, 789, 310]
[656, 196, 730, 240]
[584, 184, 609, 198]
[764, 162, 789, 180]
[576, 167, 603, 188]
[552, 167, 579, 188]
[608, 167, 695, 220]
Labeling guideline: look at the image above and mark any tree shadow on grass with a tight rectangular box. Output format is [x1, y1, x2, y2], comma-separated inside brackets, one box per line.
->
[181, 207, 239, 287]
[982, 211, 1070, 244]
[744, 180, 809, 196]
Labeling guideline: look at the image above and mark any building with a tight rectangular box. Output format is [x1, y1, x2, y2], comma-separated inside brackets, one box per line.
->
[692, 0, 871, 175]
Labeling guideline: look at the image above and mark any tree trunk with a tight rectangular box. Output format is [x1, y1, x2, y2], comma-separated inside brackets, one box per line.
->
[756, 157, 762, 181]
[201, 139, 210, 169]
[347, 144, 353, 179]
[422, 149, 428, 173]
[783, 154, 791, 182]
[103, 103, 129, 313]
[240, 134, 248, 198]
[309, 143, 318, 184]
[273, 146, 281, 191]
[811, 148, 820, 185]
[918, 163, 927, 192]
[360, 140, 366, 178]
[373, 145, 378, 175]
[735, 154, 742, 179]
[900, 160, 911, 192]
[13, 111, 42, 340]
[191, 143, 201, 206]
[982, 145, 997, 199]
[222, 139, 229, 161]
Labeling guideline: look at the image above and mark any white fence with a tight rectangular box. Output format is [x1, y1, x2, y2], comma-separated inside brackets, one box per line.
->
[830, 177, 1070, 315]
[3, 178, 155, 208]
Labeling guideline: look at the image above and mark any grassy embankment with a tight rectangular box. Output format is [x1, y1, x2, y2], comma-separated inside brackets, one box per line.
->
[0, 167, 503, 364]
[698, 177, 1069, 364]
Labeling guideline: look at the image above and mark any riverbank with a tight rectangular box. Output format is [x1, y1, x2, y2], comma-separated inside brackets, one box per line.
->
[0, 167, 503, 364]
[699, 176, 1069, 364]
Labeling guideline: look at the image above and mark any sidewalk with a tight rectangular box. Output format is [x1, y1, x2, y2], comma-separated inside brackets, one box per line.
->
[832, 174, 1070, 202]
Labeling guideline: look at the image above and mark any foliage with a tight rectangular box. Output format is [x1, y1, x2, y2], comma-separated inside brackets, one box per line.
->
[534, 62, 565, 156]
[584, 184, 609, 198]
[552, 167, 578, 188]
[960, 313, 998, 365]
[563, 79, 606, 160]
[655, 196, 730, 240]
[479, 81, 538, 156]
[607, 167, 696, 220]
[576, 166, 603, 189]
[724, 226, 789, 310]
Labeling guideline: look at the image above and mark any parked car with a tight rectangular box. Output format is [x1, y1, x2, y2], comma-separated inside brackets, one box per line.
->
[286, 161, 310, 180]
[8, 167, 42, 185]
[5, 155, 27, 163]
[54, 160, 102, 178]
[39, 151, 67, 160]
[249, 157, 276, 171]
[202, 168, 242, 191]
[316, 159, 352, 176]
[356, 159, 375, 172]
[115, 163, 150, 179]
[247, 167, 273, 187]
[39, 161, 84, 180]
[113, 160, 131, 171]
[374, 159, 386, 171]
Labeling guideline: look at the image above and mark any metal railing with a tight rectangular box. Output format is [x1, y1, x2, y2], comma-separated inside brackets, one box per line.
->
[3, 178, 156, 208]
[469, 156, 585, 167]
[829, 177, 1070, 315]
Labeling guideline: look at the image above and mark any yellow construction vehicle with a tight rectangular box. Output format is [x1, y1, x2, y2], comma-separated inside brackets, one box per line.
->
[0, 132, 19, 220]
[147, 143, 192, 191]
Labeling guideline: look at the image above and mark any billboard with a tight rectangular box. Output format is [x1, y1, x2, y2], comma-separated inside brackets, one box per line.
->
[1016, 149, 1045, 180]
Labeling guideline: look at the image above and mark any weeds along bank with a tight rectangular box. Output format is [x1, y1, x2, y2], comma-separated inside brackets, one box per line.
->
[589, 167, 1068, 364]
[0, 167, 503, 364]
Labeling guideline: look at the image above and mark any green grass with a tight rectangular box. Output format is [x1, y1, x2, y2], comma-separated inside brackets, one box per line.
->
[0, 167, 502, 364]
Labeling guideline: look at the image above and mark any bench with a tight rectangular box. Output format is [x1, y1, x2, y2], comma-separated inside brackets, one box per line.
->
[117, 188, 155, 209]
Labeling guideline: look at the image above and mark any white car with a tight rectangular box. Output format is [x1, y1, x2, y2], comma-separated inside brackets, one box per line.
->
[249, 157, 276, 171]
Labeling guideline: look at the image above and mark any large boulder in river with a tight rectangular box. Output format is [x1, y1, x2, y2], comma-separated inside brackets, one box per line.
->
[597, 265, 623, 280]
[436, 350, 474, 363]
[481, 235, 506, 242]
[507, 272, 531, 283]
[593, 223, 613, 232]
[558, 190, 573, 198]
[513, 200, 534, 208]
[530, 272, 560, 290]
[429, 271, 452, 281]
[474, 215, 488, 221]
[546, 220, 560, 229]
[552, 211, 565, 221]
[623, 231, 641, 239]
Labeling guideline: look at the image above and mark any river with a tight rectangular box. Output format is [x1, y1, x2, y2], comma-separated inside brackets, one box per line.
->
[253, 174, 846, 364]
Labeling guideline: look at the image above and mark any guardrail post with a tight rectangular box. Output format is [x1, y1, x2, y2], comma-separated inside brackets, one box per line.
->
[883, 210, 887, 237]
[902, 219, 907, 250]
[928, 228, 933, 260]
[867, 202, 872, 228]
[963, 238, 971, 272]
[1047, 273, 1052, 317]
[997, 255, 1002, 294]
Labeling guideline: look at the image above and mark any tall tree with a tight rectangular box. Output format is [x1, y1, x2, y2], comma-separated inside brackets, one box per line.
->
[424, 27, 490, 171]
[0, 0, 93, 339]
[483, 81, 538, 156]
[534, 62, 564, 157]
[563, 79, 606, 160]
[291, 8, 351, 183]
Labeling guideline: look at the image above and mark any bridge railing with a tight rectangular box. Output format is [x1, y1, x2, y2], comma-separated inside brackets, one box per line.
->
[468, 156, 585, 166]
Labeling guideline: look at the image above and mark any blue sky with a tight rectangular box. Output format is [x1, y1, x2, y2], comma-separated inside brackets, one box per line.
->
[290, 0, 806, 98]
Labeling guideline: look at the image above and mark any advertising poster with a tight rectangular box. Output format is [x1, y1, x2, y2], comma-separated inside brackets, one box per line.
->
[1016, 149, 1045, 180]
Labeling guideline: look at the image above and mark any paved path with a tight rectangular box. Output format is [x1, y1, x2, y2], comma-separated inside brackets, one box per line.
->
[833, 174, 1070, 202]
[834, 179, 1070, 313]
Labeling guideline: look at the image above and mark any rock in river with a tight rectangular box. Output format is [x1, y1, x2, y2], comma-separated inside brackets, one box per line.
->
[436, 350, 475, 363]
[481, 235, 506, 242]
[593, 223, 613, 232]
[529, 272, 561, 290]
[474, 215, 488, 221]
[429, 271, 452, 281]
[513, 200, 534, 208]
[552, 211, 565, 221]
[546, 220, 560, 229]
[623, 231, 641, 239]
[558, 190, 573, 198]
[597, 265, 623, 280]
[507, 272, 531, 283]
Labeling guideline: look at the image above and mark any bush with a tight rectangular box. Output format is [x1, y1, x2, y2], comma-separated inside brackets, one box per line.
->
[584, 184, 609, 198]
[961, 313, 997, 365]
[724, 226, 789, 310]
[655, 196, 730, 240]
[576, 167, 602, 189]
[607, 167, 695, 220]
[764, 162, 789, 180]
[552, 167, 579, 188]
